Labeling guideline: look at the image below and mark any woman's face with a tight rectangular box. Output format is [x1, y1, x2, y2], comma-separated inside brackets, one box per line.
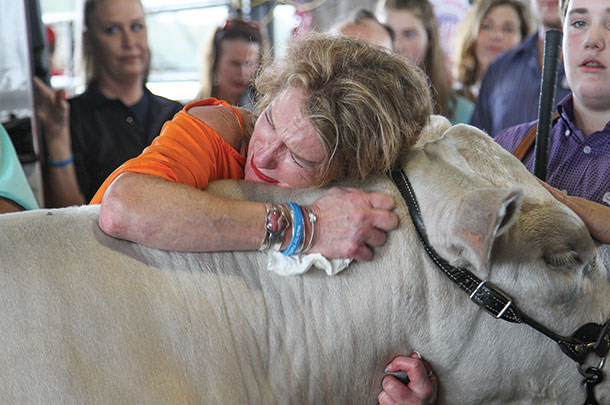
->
[475, 5, 522, 75]
[383, 10, 428, 66]
[215, 39, 261, 102]
[86, 0, 149, 81]
[563, 0, 610, 111]
[244, 86, 330, 188]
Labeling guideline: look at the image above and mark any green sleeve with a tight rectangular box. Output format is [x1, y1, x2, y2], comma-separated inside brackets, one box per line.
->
[0, 124, 39, 210]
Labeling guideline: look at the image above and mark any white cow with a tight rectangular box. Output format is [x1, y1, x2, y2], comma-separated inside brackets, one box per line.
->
[0, 119, 608, 404]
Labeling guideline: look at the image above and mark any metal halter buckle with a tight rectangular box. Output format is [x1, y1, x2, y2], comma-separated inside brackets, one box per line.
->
[469, 280, 514, 319]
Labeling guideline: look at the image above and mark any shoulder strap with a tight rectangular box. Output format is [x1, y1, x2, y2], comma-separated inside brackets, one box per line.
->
[512, 112, 560, 161]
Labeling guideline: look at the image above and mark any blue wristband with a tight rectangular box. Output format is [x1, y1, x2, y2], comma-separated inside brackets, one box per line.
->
[47, 156, 74, 167]
[281, 202, 304, 256]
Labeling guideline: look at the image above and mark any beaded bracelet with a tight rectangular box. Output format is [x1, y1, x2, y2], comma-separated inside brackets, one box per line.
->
[281, 202, 304, 256]
[47, 156, 74, 167]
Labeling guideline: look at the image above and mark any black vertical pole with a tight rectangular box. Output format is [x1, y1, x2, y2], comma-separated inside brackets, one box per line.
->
[534, 29, 562, 181]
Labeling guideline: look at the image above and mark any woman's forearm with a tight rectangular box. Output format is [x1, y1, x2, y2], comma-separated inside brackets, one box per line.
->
[99, 172, 267, 252]
[100, 173, 399, 259]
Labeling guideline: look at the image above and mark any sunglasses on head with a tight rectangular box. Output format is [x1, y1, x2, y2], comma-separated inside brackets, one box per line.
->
[222, 18, 262, 32]
[214, 18, 263, 44]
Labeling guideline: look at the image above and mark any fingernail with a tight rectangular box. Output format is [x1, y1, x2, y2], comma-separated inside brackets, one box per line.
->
[412, 351, 422, 359]
[384, 363, 392, 372]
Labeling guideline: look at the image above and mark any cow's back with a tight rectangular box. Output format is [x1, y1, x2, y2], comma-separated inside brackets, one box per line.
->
[0, 206, 272, 402]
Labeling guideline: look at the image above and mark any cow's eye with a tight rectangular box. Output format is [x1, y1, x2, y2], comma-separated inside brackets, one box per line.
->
[543, 250, 581, 268]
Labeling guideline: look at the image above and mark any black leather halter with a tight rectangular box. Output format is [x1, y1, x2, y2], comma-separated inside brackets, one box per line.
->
[390, 168, 610, 367]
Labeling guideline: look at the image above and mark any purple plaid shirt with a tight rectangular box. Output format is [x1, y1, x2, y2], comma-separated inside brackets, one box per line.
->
[495, 94, 610, 206]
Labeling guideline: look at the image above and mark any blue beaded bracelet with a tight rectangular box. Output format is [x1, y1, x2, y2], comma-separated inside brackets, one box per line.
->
[281, 202, 304, 256]
[47, 156, 74, 167]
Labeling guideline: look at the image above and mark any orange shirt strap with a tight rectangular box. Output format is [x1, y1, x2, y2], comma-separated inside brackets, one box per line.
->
[184, 98, 246, 136]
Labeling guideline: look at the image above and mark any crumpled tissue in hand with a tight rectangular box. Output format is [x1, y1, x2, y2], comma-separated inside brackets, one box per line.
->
[267, 252, 352, 276]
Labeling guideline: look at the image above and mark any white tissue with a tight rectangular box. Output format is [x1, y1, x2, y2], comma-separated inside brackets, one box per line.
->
[267, 252, 352, 276]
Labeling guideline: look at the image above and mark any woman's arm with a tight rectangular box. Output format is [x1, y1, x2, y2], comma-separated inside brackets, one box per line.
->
[539, 181, 610, 244]
[99, 172, 398, 260]
[99, 172, 266, 252]
[33, 77, 86, 207]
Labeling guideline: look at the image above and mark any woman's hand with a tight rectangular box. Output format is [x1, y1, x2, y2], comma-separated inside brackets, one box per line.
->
[33, 77, 71, 156]
[539, 181, 610, 244]
[379, 354, 437, 405]
[308, 187, 398, 261]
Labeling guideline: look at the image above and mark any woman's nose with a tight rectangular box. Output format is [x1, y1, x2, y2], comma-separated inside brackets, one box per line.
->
[490, 28, 503, 40]
[121, 29, 136, 48]
[253, 138, 281, 169]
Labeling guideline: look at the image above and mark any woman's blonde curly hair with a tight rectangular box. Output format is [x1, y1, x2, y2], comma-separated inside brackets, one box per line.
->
[255, 33, 432, 185]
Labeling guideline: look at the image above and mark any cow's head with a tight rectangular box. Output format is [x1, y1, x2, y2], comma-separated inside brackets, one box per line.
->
[403, 123, 605, 316]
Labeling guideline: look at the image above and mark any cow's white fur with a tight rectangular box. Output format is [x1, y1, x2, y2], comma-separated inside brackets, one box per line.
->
[0, 117, 608, 404]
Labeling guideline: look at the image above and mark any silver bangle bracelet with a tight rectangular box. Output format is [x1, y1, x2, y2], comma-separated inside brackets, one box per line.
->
[301, 206, 317, 254]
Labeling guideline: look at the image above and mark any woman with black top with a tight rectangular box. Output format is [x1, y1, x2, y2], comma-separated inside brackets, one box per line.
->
[35, 0, 182, 207]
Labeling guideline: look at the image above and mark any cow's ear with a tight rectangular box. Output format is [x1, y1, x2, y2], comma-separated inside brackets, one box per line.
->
[451, 188, 523, 271]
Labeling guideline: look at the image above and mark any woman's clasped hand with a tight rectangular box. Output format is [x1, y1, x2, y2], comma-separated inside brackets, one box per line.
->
[307, 187, 398, 261]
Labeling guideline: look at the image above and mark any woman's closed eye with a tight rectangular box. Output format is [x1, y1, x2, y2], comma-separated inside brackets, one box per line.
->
[290, 151, 307, 169]
[289, 150, 320, 171]
[264, 108, 275, 130]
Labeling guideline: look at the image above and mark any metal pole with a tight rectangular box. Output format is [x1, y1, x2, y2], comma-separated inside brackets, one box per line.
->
[534, 29, 562, 181]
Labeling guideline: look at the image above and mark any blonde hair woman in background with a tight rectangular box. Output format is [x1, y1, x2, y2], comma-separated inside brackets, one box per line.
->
[34, 0, 183, 207]
[376, 0, 475, 124]
[453, 0, 534, 101]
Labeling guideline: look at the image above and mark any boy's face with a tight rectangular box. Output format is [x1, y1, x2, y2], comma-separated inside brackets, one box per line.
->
[563, 0, 610, 111]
